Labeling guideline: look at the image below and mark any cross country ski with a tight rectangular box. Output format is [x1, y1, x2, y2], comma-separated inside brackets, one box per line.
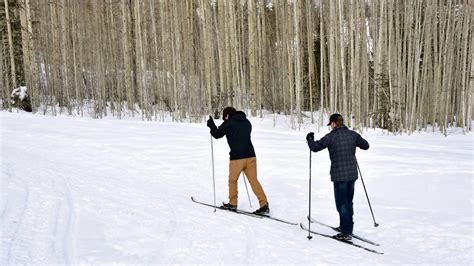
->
[307, 216, 380, 246]
[300, 223, 383, 255]
[191, 196, 297, 225]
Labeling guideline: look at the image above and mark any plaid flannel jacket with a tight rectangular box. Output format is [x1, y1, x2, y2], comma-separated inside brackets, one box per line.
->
[308, 126, 369, 182]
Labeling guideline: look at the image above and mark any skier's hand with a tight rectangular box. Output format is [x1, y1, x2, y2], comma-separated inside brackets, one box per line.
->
[306, 132, 315, 142]
[207, 116, 215, 128]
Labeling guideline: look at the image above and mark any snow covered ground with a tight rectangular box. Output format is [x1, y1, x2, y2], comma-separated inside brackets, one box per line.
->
[1, 111, 473, 264]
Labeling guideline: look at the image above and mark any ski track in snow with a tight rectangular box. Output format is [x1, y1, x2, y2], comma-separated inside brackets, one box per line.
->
[2, 144, 74, 264]
[1, 112, 473, 264]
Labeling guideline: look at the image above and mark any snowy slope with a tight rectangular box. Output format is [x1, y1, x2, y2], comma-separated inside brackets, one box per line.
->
[1, 111, 473, 264]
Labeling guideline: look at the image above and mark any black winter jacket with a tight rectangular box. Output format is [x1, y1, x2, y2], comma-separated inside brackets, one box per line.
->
[209, 111, 256, 160]
[308, 125, 369, 182]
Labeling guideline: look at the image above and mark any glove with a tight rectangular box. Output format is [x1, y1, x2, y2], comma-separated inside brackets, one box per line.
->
[207, 116, 215, 128]
[306, 132, 314, 142]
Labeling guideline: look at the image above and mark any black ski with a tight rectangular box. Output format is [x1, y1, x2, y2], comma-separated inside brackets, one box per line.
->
[300, 223, 383, 255]
[307, 216, 380, 246]
[191, 196, 297, 225]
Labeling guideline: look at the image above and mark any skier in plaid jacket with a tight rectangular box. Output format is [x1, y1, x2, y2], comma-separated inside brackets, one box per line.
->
[306, 113, 369, 240]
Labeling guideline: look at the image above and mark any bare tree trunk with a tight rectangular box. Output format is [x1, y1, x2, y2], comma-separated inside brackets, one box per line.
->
[468, 48, 473, 132]
[293, 1, 302, 124]
[121, 0, 133, 110]
[286, 3, 295, 128]
[349, 0, 357, 130]
[328, 0, 337, 113]
[149, 0, 159, 119]
[238, 3, 246, 111]
[214, 1, 226, 110]
[59, 0, 70, 114]
[70, 0, 81, 115]
[133, 0, 145, 118]
[19, 0, 38, 111]
[337, 0, 347, 121]
[0, 41, 8, 110]
[461, 2, 472, 133]
[248, 0, 257, 116]
[319, 1, 326, 130]
[306, 0, 314, 124]
[4, 0, 16, 91]
[257, 2, 264, 117]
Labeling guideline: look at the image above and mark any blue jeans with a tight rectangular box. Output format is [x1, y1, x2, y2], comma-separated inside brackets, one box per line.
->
[333, 180, 355, 235]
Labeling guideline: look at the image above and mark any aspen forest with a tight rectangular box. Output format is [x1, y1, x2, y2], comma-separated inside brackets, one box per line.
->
[0, 0, 472, 134]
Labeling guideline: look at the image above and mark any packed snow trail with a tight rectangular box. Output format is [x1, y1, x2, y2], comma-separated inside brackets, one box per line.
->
[1, 112, 472, 264]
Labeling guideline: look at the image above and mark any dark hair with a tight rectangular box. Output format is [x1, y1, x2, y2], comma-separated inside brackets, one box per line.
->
[222, 106, 237, 120]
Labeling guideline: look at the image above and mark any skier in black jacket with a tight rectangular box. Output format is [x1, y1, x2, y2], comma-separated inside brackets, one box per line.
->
[207, 107, 269, 214]
[306, 113, 369, 240]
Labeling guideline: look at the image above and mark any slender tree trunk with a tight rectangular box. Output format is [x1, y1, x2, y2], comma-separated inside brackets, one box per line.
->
[19, 0, 37, 111]
[286, 3, 295, 128]
[306, 0, 314, 124]
[0, 41, 9, 110]
[337, 0, 347, 121]
[328, 0, 336, 113]
[121, 0, 133, 110]
[248, 0, 257, 116]
[59, 0, 70, 114]
[293, 1, 302, 124]
[70, 1, 81, 115]
[4, 0, 16, 91]
[460, 2, 471, 133]
[319, 2, 325, 129]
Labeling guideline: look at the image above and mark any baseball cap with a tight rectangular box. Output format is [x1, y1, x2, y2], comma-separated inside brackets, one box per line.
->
[327, 113, 343, 126]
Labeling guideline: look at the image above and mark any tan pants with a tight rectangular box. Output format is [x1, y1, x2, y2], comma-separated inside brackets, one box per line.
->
[228, 157, 267, 207]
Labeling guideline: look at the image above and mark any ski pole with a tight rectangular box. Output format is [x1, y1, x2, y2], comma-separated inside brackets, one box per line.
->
[211, 135, 216, 212]
[242, 173, 252, 208]
[356, 159, 379, 227]
[307, 150, 313, 240]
